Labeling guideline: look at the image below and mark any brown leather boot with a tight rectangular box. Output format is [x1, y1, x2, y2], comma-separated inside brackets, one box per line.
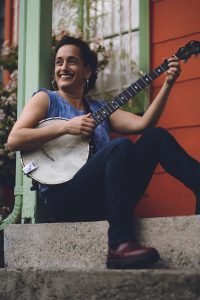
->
[107, 241, 160, 269]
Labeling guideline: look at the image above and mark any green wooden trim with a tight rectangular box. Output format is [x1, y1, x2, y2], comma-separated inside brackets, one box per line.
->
[25, 0, 52, 100]
[14, 0, 28, 224]
[78, 0, 84, 32]
[139, 0, 150, 73]
[17, 0, 27, 116]
[15, 0, 52, 224]
[122, 0, 150, 115]
[1, 0, 29, 230]
[138, 0, 150, 113]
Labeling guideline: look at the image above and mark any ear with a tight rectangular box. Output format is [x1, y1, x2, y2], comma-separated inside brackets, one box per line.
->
[85, 65, 92, 80]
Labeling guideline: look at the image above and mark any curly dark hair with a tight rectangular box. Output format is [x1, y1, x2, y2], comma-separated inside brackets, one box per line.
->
[53, 36, 98, 94]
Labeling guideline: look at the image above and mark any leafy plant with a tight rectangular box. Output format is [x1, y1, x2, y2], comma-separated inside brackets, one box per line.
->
[0, 43, 18, 73]
[0, 44, 18, 187]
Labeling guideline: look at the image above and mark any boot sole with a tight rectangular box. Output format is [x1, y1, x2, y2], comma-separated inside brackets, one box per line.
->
[107, 250, 160, 269]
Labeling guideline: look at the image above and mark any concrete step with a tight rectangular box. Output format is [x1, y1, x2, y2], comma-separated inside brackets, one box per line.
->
[0, 268, 200, 300]
[4, 215, 200, 269]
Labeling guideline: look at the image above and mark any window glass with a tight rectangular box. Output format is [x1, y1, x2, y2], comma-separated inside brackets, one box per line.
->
[52, 0, 147, 114]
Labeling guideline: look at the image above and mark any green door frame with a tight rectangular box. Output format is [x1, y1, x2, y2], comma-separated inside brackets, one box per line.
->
[15, 0, 52, 223]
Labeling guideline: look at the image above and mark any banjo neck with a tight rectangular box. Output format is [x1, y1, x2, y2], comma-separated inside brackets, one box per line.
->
[91, 60, 169, 125]
[91, 40, 200, 125]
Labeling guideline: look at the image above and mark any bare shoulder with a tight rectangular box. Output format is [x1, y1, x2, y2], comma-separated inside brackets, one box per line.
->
[13, 90, 50, 129]
[30, 90, 50, 105]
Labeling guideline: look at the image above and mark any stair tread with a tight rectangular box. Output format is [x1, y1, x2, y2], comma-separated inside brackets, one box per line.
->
[4, 216, 200, 269]
[1, 267, 200, 300]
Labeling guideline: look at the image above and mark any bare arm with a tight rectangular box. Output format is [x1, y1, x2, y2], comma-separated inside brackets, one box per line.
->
[110, 57, 181, 134]
[7, 91, 95, 151]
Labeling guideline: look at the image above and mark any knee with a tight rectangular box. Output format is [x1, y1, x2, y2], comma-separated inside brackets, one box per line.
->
[147, 127, 169, 139]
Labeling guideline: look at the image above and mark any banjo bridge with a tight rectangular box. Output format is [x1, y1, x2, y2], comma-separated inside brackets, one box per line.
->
[42, 148, 55, 161]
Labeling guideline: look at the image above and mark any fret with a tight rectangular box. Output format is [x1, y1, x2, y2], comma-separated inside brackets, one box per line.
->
[136, 81, 142, 89]
[92, 114, 99, 124]
[117, 96, 125, 105]
[109, 100, 117, 110]
[99, 109, 109, 118]
[127, 86, 136, 97]
[105, 103, 113, 113]
[111, 99, 120, 109]
[136, 79, 146, 89]
[151, 70, 159, 80]
[95, 110, 104, 120]
[154, 66, 164, 76]
[160, 65, 166, 72]
[156, 67, 162, 74]
[103, 106, 111, 115]
[129, 85, 137, 93]
[126, 89, 133, 98]
[152, 69, 159, 77]
[122, 90, 131, 100]
[132, 83, 140, 91]
[94, 117, 101, 126]
[96, 113, 104, 121]
[147, 74, 153, 81]
[94, 114, 103, 124]
[120, 92, 129, 101]
[140, 77, 148, 86]
[161, 60, 169, 71]
[116, 98, 123, 107]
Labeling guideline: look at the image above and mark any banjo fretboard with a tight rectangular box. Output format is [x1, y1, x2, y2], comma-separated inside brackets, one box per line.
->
[92, 60, 169, 125]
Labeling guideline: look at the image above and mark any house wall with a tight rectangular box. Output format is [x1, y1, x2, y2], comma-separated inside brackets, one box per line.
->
[135, 0, 200, 217]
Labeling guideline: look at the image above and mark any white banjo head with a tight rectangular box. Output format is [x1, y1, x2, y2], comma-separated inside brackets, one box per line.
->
[21, 118, 90, 185]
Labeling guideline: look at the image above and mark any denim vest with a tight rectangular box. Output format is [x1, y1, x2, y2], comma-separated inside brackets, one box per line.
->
[33, 89, 111, 194]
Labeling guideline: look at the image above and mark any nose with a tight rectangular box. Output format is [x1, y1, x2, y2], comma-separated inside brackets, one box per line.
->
[61, 60, 68, 70]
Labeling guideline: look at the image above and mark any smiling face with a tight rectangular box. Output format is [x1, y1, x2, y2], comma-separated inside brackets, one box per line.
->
[54, 44, 92, 95]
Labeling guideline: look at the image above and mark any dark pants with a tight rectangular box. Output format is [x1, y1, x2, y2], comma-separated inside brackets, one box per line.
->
[42, 127, 200, 247]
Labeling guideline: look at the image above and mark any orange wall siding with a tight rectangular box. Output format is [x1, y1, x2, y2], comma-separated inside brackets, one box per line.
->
[135, 0, 200, 217]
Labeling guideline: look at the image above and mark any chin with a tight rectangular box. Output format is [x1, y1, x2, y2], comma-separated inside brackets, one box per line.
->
[59, 83, 73, 89]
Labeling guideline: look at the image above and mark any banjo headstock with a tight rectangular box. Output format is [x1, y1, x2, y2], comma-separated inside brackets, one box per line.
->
[175, 40, 200, 62]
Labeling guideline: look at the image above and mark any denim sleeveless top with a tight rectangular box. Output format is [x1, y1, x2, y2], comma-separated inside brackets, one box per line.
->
[33, 89, 111, 194]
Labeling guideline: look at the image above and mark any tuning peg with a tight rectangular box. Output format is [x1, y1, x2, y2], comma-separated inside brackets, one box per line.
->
[139, 70, 145, 76]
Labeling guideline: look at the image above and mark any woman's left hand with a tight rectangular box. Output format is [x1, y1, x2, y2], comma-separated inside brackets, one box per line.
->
[165, 56, 181, 85]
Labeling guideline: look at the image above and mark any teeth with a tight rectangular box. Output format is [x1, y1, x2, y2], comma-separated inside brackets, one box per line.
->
[61, 74, 73, 78]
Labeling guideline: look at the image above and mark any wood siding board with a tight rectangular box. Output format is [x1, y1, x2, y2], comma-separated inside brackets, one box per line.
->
[151, 0, 200, 44]
[151, 79, 200, 128]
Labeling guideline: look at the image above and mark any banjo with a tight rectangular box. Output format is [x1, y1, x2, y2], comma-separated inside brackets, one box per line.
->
[21, 40, 200, 185]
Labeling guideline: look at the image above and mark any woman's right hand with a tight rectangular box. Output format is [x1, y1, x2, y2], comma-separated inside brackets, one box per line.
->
[65, 113, 96, 136]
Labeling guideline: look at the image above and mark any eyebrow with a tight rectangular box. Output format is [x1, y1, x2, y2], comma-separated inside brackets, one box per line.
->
[55, 56, 79, 61]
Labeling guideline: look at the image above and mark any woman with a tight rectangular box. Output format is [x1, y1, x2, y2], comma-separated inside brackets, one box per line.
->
[7, 36, 200, 269]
